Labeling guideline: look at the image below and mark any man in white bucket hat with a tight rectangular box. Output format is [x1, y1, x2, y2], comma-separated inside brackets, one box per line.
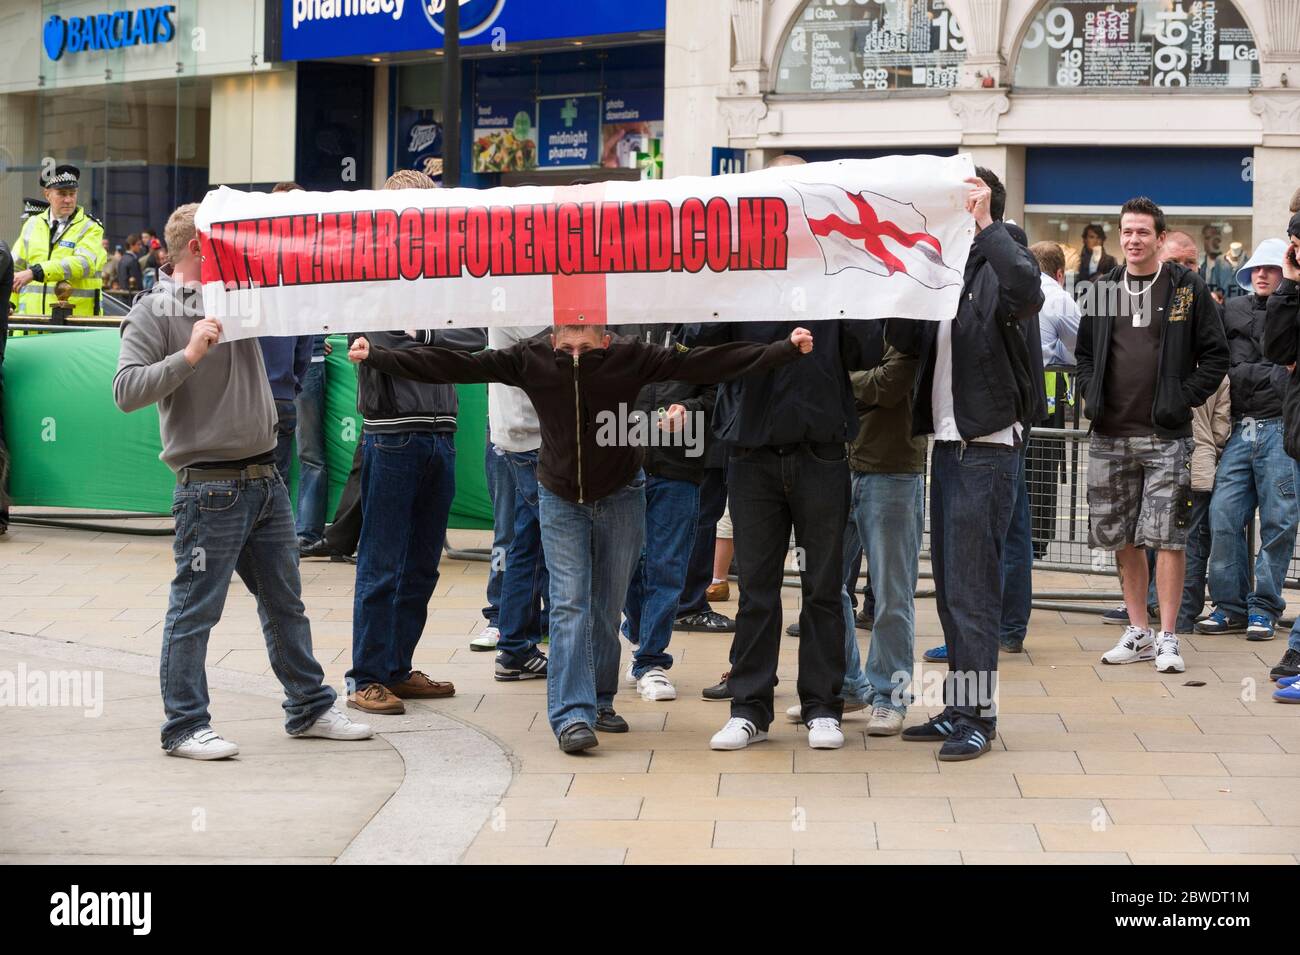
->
[1198, 237, 1292, 642]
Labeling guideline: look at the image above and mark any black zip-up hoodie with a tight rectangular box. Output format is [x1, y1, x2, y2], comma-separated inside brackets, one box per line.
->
[885, 221, 1045, 440]
[1262, 277, 1300, 459]
[1075, 261, 1228, 439]
[617, 324, 716, 485]
[1224, 292, 1287, 420]
[352, 327, 487, 434]
[362, 334, 802, 503]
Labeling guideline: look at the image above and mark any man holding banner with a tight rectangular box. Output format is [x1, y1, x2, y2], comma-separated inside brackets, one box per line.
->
[348, 323, 812, 753]
[114, 203, 373, 759]
[891, 169, 1045, 762]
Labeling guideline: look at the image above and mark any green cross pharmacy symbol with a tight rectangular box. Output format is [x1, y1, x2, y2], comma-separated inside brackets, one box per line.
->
[560, 99, 578, 127]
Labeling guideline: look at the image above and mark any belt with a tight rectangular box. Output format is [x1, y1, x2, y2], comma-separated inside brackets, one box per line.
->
[177, 464, 278, 485]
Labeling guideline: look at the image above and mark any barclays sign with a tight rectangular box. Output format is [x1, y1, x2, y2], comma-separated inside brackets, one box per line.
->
[43, 4, 176, 62]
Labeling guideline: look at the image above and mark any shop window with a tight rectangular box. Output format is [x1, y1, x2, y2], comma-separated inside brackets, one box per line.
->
[1013, 0, 1260, 90]
[774, 0, 967, 94]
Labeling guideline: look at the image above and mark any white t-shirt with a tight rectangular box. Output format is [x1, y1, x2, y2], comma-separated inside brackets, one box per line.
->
[931, 319, 1021, 446]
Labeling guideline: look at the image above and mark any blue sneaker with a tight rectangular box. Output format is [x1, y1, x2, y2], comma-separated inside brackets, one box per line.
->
[1273, 681, 1300, 703]
[1194, 608, 1248, 635]
[1277, 673, 1300, 688]
[1101, 606, 1130, 626]
[922, 645, 947, 662]
[1247, 614, 1276, 642]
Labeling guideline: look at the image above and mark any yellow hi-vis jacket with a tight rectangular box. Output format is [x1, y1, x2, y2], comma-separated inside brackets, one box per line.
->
[11, 207, 106, 316]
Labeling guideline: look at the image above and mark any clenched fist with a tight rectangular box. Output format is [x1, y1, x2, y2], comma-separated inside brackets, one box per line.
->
[184, 318, 223, 367]
[348, 337, 370, 362]
[789, 327, 814, 354]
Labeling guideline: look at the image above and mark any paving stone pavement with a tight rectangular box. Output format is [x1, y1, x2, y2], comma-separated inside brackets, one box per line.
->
[1, 514, 1297, 865]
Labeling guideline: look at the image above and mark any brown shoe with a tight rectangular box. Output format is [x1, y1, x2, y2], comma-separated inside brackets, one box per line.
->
[705, 580, 730, 602]
[347, 683, 406, 714]
[386, 670, 456, 699]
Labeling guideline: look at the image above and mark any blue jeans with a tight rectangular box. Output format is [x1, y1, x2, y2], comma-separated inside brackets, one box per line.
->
[273, 398, 297, 483]
[294, 362, 329, 543]
[623, 475, 700, 676]
[348, 432, 456, 691]
[930, 442, 1019, 730]
[539, 477, 645, 737]
[496, 449, 550, 656]
[842, 471, 924, 714]
[483, 438, 516, 626]
[162, 475, 334, 748]
[1001, 444, 1033, 644]
[1208, 419, 1300, 621]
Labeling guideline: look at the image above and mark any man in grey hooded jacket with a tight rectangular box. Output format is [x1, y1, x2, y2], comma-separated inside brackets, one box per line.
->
[113, 202, 373, 760]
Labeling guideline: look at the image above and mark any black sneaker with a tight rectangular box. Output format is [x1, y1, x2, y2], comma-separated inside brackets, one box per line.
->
[301, 538, 343, 560]
[854, 608, 873, 632]
[595, 707, 628, 733]
[1000, 636, 1024, 653]
[676, 611, 736, 633]
[1271, 648, 1300, 682]
[1194, 609, 1248, 635]
[902, 711, 997, 742]
[786, 621, 800, 637]
[1101, 606, 1129, 626]
[937, 721, 993, 761]
[558, 723, 598, 753]
[702, 671, 732, 701]
[494, 646, 548, 682]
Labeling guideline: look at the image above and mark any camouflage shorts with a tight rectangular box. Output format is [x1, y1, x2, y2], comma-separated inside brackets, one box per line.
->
[1087, 434, 1194, 551]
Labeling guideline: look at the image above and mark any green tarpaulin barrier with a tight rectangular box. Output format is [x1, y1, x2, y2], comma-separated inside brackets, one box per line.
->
[2, 330, 492, 530]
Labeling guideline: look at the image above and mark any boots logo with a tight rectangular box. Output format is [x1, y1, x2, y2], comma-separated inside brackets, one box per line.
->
[423, 0, 506, 38]
[49, 886, 151, 935]
[43, 6, 176, 62]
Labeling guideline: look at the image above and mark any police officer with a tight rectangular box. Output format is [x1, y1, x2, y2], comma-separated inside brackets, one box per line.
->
[11, 164, 106, 317]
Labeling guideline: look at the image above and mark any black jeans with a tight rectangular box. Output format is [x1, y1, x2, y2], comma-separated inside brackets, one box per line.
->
[727, 444, 850, 730]
[676, 466, 728, 617]
[322, 441, 363, 556]
[273, 398, 297, 483]
[930, 442, 1019, 732]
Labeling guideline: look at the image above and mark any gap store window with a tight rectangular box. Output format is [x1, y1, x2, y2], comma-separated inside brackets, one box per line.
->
[1013, 0, 1260, 90]
[774, 0, 967, 94]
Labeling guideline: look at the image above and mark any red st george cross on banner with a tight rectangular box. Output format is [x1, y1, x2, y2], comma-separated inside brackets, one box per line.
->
[792, 183, 962, 290]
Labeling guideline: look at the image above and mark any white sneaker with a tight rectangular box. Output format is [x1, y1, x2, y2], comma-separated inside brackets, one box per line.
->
[625, 661, 638, 686]
[1154, 631, 1186, 673]
[636, 666, 677, 701]
[866, 704, 905, 737]
[807, 717, 844, 749]
[167, 727, 239, 760]
[294, 706, 375, 741]
[1100, 625, 1155, 665]
[710, 717, 767, 751]
[785, 703, 803, 722]
[470, 626, 500, 652]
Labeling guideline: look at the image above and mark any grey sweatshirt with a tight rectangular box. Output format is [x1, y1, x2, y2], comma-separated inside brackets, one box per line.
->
[487, 325, 545, 452]
[113, 275, 277, 471]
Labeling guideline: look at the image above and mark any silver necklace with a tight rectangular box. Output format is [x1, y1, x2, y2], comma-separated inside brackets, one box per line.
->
[1123, 263, 1161, 327]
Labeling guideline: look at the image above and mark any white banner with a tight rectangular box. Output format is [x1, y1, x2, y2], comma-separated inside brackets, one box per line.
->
[196, 154, 976, 340]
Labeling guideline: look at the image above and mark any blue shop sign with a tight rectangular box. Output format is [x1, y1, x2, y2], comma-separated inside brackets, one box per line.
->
[43, 5, 176, 61]
[537, 94, 601, 168]
[281, 0, 665, 61]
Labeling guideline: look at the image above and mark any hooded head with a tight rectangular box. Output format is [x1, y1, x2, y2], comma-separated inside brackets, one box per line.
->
[1236, 237, 1289, 295]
